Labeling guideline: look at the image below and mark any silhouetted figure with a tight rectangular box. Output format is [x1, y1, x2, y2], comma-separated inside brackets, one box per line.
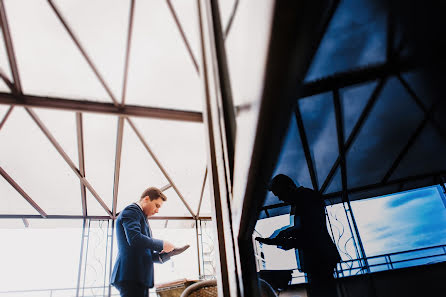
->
[256, 174, 340, 297]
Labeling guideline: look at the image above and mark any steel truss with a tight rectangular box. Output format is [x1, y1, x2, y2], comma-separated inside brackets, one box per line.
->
[0, 2, 222, 295]
[0, 0, 205, 222]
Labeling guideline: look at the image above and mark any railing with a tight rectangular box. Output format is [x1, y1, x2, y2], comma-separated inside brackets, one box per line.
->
[2, 245, 445, 294]
[336, 244, 446, 277]
[287, 244, 446, 284]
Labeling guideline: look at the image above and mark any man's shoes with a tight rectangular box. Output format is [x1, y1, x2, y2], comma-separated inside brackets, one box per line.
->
[166, 244, 190, 257]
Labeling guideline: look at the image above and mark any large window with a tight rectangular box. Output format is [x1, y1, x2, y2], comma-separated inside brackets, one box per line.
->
[0, 219, 208, 296]
[351, 185, 446, 270]
[253, 184, 446, 281]
[0, 219, 83, 296]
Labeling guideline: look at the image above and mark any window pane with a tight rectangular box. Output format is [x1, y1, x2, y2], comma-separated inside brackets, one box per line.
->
[52, 0, 130, 102]
[0, 174, 40, 215]
[125, 0, 202, 111]
[351, 186, 446, 257]
[117, 120, 168, 212]
[254, 215, 297, 271]
[305, 0, 386, 81]
[129, 117, 207, 215]
[0, 107, 82, 215]
[0, 219, 82, 293]
[4, 0, 110, 101]
[83, 113, 117, 215]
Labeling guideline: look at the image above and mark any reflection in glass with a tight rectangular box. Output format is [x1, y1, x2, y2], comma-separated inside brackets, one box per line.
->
[351, 186, 446, 256]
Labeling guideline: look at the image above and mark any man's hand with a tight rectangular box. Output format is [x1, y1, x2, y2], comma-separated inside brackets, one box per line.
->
[164, 244, 190, 257]
[255, 237, 276, 245]
[256, 236, 294, 248]
[162, 240, 175, 253]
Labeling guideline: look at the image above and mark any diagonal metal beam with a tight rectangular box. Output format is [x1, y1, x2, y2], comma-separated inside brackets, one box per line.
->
[324, 170, 446, 202]
[0, 0, 20, 141]
[197, 167, 208, 216]
[299, 59, 413, 99]
[112, 117, 124, 218]
[76, 113, 87, 217]
[333, 89, 348, 201]
[165, 0, 200, 74]
[26, 108, 112, 217]
[381, 100, 441, 183]
[160, 183, 172, 192]
[0, 166, 47, 217]
[294, 105, 319, 191]
[397, 74, 446, 142]
[0, 0, 22, 92]
[121, 0, 135, 106]
[0, 67, 17, 93]
[0, 92, 203, 122]
[0, 1, 50, 220]
[263, 173, 446, 211]
[126, 117, 196, 217]
[320, 78, 387, 193]
[0, 104, 13, 130]
[223, 0, 239, 39]
[47, 0, 119, 105]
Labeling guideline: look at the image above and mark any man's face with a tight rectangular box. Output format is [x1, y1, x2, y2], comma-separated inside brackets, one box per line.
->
[271, 186, 287, 199]
[271, 184, 294, 202]
[142, 197, 164, 217]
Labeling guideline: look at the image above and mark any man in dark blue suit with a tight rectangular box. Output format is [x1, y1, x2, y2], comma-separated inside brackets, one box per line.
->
[111, 187, 175, 297]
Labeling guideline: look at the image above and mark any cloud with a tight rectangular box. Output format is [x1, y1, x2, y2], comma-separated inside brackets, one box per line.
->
[386, 188, 437, 208]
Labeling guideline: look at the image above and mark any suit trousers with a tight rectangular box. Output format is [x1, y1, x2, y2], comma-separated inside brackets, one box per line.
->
[306, 268, 338, 297]
[114, 281, 149, 297]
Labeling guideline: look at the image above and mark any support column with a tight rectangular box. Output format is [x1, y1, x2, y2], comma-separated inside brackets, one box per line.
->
[76, 219, 88, 297]
[197, 0, 239, 296]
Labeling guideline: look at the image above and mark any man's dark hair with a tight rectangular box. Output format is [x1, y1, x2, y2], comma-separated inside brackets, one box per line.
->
[140, 187, 167, 201]
[269, 174, 296, 193]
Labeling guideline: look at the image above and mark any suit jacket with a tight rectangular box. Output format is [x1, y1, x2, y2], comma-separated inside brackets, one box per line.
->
[111, 203, 167, 288]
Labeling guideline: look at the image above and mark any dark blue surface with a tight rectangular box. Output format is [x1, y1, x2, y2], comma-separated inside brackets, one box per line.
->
[264, 0, 446, 210]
